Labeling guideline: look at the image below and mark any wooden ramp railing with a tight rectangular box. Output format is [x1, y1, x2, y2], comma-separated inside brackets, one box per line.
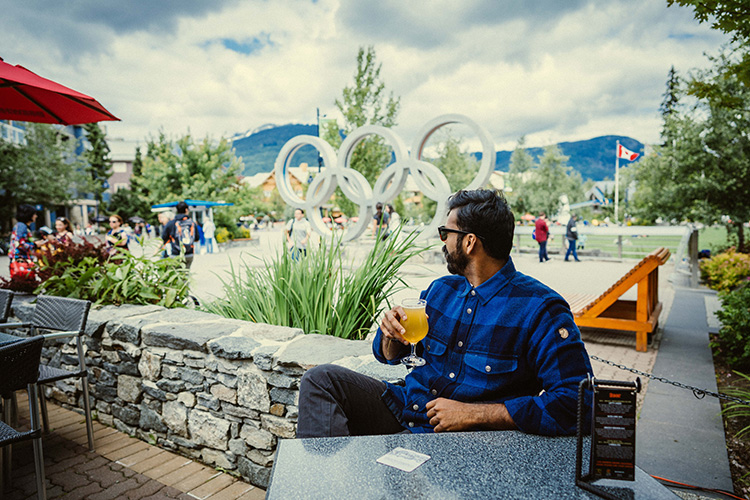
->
[562, 247, 670, 352]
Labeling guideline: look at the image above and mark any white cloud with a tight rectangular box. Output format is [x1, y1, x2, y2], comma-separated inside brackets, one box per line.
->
[0, 0, 731, 150]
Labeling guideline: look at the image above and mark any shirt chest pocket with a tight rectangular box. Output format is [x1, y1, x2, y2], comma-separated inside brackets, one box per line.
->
[462, 353, 518, 388]
[424, 337, 448, 360]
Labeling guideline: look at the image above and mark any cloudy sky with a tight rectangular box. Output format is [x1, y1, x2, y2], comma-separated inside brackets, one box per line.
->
[0, 0, 730, 150]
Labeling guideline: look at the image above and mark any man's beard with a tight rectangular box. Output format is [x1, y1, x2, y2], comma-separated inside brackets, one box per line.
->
[444, 244, 469, 276]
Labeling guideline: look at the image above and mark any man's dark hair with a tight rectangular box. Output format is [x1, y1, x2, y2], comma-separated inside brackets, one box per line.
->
[176, 201, 189, 214]
[375, 202, 383, 211]
[16, 204, 37, 224]
[295, 208, 304, 215]
[447, 189, 515, 260]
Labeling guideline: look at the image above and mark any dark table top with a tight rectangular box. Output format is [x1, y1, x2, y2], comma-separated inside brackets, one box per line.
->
[266, 431, 678, 500]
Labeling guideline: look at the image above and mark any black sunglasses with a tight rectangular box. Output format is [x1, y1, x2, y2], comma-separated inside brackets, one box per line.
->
[438, 226, 483, 242]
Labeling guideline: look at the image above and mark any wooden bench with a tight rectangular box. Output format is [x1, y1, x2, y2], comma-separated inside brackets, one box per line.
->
[563, 247, 671, 352]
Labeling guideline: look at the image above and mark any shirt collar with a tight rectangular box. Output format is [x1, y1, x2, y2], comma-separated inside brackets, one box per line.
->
[457, 257, 517, 305]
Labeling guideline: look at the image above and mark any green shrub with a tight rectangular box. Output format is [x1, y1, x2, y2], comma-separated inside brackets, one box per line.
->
[204, 227, 429, 340]
[700, 248, 750, 292]
[714, 283, 750, 371]
[37, 241, 190, 308]
[722, 371, 750, 440]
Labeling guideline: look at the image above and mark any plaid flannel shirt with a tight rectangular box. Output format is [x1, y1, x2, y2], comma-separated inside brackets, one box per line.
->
[373, 257, 593, 436]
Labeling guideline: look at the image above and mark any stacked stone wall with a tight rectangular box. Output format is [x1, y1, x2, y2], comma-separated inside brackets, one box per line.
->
[10, 298, 405, 488]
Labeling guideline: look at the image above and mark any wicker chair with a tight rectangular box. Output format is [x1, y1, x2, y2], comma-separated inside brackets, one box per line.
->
[0, 336, 46, 500]
[0, 296, 94, 451]
[0, 289, 12, 323]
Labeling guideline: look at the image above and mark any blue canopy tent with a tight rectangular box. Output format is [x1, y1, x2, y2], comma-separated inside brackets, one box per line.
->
[150, 199, 233, 223]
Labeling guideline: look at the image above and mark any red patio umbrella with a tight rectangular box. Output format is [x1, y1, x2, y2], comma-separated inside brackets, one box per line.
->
[0, 57, 119, 125]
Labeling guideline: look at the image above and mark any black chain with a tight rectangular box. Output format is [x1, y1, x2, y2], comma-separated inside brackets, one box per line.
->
[590, 354, 750, 406]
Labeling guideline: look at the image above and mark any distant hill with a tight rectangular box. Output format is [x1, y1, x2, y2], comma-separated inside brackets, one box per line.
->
[231, 125, 644, 181]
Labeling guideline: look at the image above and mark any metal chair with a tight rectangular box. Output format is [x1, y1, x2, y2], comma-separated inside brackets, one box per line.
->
[0, 336, 46, 500]
[0, 296, 94, 450]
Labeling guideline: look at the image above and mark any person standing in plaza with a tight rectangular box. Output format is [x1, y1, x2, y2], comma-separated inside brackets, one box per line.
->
[8, 204, 43, 280]
[372, 202, 390, 240]
[535, 212, 550, 263]
[286, 208, 311, 259]
[163, 201, 198, 269]
[202, 218, 216, 254]
[106, 214, 129, 253]
[565, 214, 581, 262]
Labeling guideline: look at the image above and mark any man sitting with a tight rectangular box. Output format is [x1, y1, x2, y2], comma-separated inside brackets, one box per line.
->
[298, 189, 593, 438]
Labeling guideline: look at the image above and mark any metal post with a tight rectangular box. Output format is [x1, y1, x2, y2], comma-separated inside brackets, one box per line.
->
[515, 233, 521, 255]
[690, 227, 699, 288]
[615, 140, 620, 225]
[617, 235, 623, 260]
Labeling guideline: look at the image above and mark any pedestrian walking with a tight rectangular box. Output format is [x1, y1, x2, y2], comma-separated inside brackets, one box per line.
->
[565, 214, 581, 262]
[163, 202, 198, 269]
[534, 212, 550, 262]
[203, 218, 216, 254]
[285, 208, 311, 260]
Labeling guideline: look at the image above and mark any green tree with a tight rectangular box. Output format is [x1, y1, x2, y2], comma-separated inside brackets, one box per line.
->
[660, 66, 682, 146]
[135, 132, 242, 206]
[322, 46, 400, 216]
[629, 46, 750, 250]
[0, 124, 83, 232]
[82, 123, 112, 216]
[513, 144, 584, 218]
[507, 136, 536, 216]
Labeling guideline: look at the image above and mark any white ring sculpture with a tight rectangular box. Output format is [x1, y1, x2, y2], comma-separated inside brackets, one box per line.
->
[273, 114, 496, 241]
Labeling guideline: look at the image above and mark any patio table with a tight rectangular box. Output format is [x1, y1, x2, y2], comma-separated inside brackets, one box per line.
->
[266, 431, 678, 499]
[0, 332, 21, 346]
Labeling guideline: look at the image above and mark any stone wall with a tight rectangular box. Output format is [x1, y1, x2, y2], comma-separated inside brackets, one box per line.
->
[11, 298, 407, 488]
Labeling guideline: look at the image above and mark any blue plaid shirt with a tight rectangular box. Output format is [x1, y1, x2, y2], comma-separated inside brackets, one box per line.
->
[373, 257, 593, 436]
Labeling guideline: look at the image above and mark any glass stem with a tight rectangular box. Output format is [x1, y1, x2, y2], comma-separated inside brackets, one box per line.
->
[410, 343, 417, 358]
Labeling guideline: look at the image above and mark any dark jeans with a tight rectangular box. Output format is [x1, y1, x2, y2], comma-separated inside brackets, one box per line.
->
[565, 239, 580, 261]
[538, 240, 549, 262]
[297, 364, 405, 438]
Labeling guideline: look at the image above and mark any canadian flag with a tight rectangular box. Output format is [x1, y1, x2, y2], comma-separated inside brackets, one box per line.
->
[617, 144, 639, 161]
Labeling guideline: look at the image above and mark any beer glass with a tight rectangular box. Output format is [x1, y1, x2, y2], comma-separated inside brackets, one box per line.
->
[400, 298, 428, 367]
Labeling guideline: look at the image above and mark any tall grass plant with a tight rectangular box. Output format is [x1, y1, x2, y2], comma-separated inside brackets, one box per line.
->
[204, 227, 430, 339]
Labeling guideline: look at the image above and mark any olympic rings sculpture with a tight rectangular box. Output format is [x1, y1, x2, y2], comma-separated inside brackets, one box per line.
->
[273, 114, 496, 242]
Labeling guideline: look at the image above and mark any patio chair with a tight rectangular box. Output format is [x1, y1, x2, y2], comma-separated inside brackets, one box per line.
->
[562, 247, 670, 352]
[0, 336, 46, 500]
[0, 296, 94, 450]
[0, 289, 12, 323]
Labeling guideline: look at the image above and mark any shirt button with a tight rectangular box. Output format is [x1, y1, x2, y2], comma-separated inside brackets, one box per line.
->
[408, 422, 414, 428]
[431, 389, 437, 395]
[485, 366, 491, 372]
[457, 341, 463, 347]
[412, 404, 419, 411]
[471, 290, 476, 296]
[467, 308, 472, 314]
[449, 372, 455, 379]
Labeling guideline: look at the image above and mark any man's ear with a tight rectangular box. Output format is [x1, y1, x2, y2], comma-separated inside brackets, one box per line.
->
[464, 234, 479, 255]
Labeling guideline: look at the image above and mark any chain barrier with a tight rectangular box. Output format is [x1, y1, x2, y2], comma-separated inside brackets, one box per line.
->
[590, 354, 750, 406]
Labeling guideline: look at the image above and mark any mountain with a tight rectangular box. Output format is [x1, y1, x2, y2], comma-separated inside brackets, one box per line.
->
[231, 125, 644, 181]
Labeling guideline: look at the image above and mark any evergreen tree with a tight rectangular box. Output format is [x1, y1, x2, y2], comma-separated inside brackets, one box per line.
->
[323, 46, 400, 216]
[82, 123, 112, 214]
[507, 136, 536, 216]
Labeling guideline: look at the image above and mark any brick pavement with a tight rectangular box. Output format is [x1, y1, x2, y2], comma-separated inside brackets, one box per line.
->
[2, 397, 265, 500]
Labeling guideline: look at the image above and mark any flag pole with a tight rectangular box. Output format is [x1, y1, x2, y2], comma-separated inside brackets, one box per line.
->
[615, 140, 620, 225]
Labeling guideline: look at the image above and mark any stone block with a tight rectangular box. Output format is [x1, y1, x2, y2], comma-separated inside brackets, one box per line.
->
[261, 414, 296, 439]
[286, 405, 299, 419]
[142, 380, 166, 401]
[269, 388, 298, 406]
[247, 449, 274, 467]
[269, 403, 285, 417]
[161, 364, 180, 379]
[139, 405, 167, 433]
[163, 349, 184, 364]
[188, 409, 230, 449]
[238, 457, 271, 489]
[178, 367, 204, 385]
[221, 402, 260, 419]
[208, 335, 261, 360]
[251, 346, 278, 371]
[229, 438, 248, 456]
[202, 449, 236, 470]
[276, 334, 371, 369]
[236, 323, 303, 342]
[240, 422, 275, 450]
[197, 392, 221, 411]
[117, 375, 142, 403]
[112, 404, 140, 426]
[210, 384, 237, 404]
[141, 309, 241, 351]
[267, 372, 297, 389]
[156, 378, 186, 393]
[184, 356, 205, 368]
[138, 350, 162, 380]
[162, 401, 187, 436]
[177, 391, 196, 407]
[215, 372, 238, 388]
[237, 365, 270, 412]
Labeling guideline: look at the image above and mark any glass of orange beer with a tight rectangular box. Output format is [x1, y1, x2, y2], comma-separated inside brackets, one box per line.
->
[400, 298, 428, 367]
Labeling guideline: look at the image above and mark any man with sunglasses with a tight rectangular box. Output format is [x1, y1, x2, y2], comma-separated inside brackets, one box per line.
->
[298, 189, 592, 438]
